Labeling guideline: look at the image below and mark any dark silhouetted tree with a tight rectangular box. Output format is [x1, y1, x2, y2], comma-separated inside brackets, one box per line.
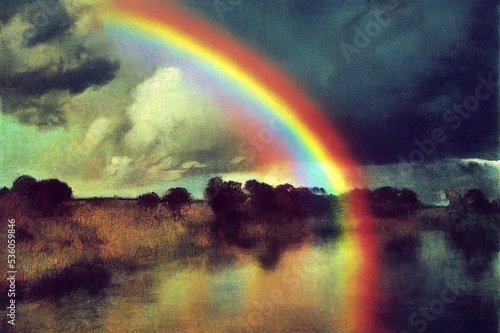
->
[274, 183, 296, 215]
[0, 187, 9, 198]
[348, 188, 373, 212]
[370, 186, 398, 217]
[372, 186, 398, 201]
[137, 192, 161, 208]
[370, 187, 420, 218]
[463, 189, 491, 213]
[35, 179, 72, 216]
[492, 199, 500, 213]
[292, 187, 314, 217]
[162, 188, 192, 217]
[311, 187, 327, 195]
[205, 177, 223, 202]
[205, 178, 247, 217]
[396, 188, 420, 214]
[306, 187, 333, 217]
[244, 179, 276, 215]
[274, 184, 326, 218]
[205, 177, 247, 242]
[11, 175, 38, 198]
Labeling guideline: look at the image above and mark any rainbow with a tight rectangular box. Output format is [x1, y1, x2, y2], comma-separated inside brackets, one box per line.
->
[104, 0, 362, 195]
[102, 1, 381, 332]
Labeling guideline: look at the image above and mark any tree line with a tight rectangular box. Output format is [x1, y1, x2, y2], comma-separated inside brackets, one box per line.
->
[2, 175, 497, 221]
[203, 177, 337, 244]
[137, 188, 192, 217]
[0, 175, 72, 217]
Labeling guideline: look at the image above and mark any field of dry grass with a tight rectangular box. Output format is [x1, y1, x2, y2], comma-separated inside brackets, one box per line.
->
[0, 194, 215, 288]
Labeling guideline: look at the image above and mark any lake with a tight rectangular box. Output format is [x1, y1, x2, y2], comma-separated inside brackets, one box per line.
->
[11, 230, 500, 333]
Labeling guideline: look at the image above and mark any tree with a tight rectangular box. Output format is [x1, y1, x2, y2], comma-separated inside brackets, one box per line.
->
[372, 186, 398, 202]
[11, 175, 38, 198]
[463, 189, 491, 213]
[137, 192, 161, 208]
[244, 179, 276, 215]
[205, 178, 247, 217]
[306, 187, 333, 217]
[311, 187, 327, 195]
[396, 188, 420, 214]
[274, 183, 296, 215]
[348, 188, 373, 212]
[291, 187, 315, 217]
[205, 177, 248, 242]
[370, 186, 399, 217]
[162, 187, 192, 217]
[0, 187, 9, 198]
[370, 187, 420, 218]
[492, 199, 500, 213]
[205, 177, 223, 207]
[273, 184, 321, 218]
[35, 179, 72, 216]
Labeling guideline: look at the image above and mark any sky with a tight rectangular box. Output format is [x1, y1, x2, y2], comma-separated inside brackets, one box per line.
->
[180, 0, 498, 163]
[0, 0, 498, 202]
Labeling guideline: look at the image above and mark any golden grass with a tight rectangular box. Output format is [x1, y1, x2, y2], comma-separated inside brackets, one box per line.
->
[0, 196, 212, 284]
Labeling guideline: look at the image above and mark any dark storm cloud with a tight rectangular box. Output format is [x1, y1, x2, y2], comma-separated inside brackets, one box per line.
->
[23, 0, 73, 46]
[1, 0, 72, 44]
[0, 94, 67, 127]
[0, 0, 120, 128]
[180, 0, 498, 164]
[2, 58, 120, 95]
[1, 58, 119, 127]
[364, 159, 500, 204]
[0, 0, 32, 23]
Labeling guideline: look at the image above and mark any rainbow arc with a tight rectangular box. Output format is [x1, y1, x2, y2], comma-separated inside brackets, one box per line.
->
[102, 2, 380, 332]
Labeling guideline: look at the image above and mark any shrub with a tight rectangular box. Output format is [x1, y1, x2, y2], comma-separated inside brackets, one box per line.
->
[162, 187, 192, 216]
[11, 175, 38, 198]
[463, 189, 491, 213]
[137, 192, 161, 208]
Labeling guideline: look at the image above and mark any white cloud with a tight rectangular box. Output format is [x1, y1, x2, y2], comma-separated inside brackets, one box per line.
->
[103, 156, 134, 180]
[80, 117, 115, 154]
[79, 67, 239, 186]
[124, 67, 228, 153]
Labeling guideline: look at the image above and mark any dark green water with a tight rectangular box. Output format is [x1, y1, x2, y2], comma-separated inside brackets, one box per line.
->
[6, 231, 499, 333]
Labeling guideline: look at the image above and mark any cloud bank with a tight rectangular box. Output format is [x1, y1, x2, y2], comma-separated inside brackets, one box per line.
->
[182, 0, 498, 164]
[364, 158, 499, 205]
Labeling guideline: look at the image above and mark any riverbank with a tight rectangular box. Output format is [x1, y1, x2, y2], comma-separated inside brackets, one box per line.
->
[0, 193, 498, 304]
